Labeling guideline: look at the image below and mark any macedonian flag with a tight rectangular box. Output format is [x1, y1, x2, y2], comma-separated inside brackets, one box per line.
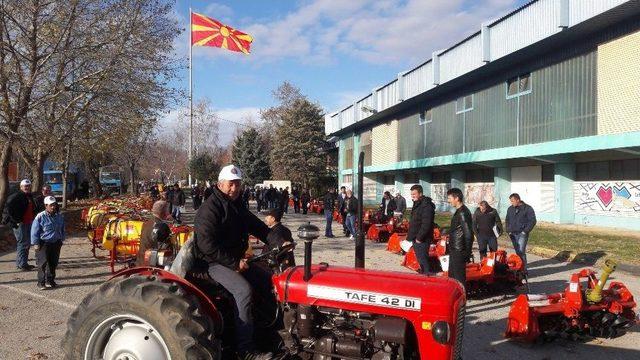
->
[191, 12, 253, 54]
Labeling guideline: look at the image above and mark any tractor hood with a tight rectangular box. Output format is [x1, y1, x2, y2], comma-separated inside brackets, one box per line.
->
[273, 264, 465, 320]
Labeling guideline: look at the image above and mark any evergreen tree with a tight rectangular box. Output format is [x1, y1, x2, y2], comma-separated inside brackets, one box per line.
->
[189, 153, 220, 183]
[232, 128, 271, 186]
[270, 97, 326, 189]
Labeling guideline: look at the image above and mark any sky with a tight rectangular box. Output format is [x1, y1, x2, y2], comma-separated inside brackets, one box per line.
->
[167, 0, 530, 144]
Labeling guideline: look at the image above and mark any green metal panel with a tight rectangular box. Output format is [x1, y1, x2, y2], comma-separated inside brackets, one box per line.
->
[397, 112, 424, 161]
[425, 101, 463, 157]
[465, 85, 517, 152]
[519, 50, 597, 144]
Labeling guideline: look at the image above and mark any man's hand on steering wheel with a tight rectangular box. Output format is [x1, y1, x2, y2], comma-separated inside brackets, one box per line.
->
[238, 258, 250, 272]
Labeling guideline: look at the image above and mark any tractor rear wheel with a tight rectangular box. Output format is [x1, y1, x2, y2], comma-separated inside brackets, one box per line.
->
[62, 275, 220, 360]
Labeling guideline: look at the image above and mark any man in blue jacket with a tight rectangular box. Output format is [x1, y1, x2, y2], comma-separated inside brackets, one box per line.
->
[31, 196, 65, 290]
[505, 193, 536, 270]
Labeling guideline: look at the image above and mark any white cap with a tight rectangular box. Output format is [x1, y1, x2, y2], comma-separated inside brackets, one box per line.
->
[218, 164, 243, 181]
[20, 179, 31, 186]
[44, 196, 57, 205]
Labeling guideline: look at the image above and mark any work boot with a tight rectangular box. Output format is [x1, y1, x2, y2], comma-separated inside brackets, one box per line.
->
[237, 350, 273, 360]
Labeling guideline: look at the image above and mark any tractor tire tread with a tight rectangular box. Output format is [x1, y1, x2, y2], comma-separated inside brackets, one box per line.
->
[62, 274, 219, 360]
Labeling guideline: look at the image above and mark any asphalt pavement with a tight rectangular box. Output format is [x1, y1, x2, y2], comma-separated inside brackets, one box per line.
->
[0, 202, 638, 359]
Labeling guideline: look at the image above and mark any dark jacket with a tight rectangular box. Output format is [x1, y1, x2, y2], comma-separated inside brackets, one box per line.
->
[136, 217, 172, 265]
[263, 222, 296, 267]
[472, 207, 503, 238]
[323, 192, 336, 211]
[380, 197, 397, 217]
[406, 196, 435, 243]
[300, 191, 311, 204]
[33, 192, 47, 214]
[450, 205, 474, 258]
[505, 202, 537, 234]
[203, 186, 213, 200]
[395, 196, 407, 214]
[345, 196, 358, 215]
[173, 189, 186, 206]
[194, 187, 269, 269]
[2, 191, 35, 228]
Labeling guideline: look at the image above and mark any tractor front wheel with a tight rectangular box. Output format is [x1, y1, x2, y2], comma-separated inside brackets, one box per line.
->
[62, 275, 220, 360]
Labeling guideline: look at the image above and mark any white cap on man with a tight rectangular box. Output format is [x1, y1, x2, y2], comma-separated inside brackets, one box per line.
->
[20, 179, 31, 186]
[218, 164, 243, 181]
[44, 196, 57, 205]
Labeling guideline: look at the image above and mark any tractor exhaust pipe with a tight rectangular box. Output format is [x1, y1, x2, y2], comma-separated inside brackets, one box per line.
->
[304, 240, 312, 281]
[356, 151, 365, 269]
[298, 222, 320, 282]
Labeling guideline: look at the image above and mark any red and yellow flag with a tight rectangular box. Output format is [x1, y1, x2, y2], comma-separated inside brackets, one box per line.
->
[191, 12, 253, 54]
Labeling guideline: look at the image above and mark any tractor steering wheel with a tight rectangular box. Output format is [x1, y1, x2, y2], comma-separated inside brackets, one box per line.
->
[247, 242, 297, 265]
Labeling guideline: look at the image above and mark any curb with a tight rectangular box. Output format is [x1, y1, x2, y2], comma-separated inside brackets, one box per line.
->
[497, 238, 640, 277]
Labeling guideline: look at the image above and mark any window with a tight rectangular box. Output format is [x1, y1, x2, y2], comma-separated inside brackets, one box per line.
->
[506, 73, 531, 99]
[342, 175, 353, 185]
[382, 175, 395, 186]
[455, 95, 473, 114]
[419, 108, 433, 125]
[542, 164, 554, 182]
[465, 168, 494, 183]
[404, 172, 420, 184]
[359, 131, 372, 166]
[343, 137, 354, 169]
[431, 172, 451, 184]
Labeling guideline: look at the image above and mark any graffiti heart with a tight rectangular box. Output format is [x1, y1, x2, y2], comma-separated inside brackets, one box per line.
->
[613, 185, 632, 199]
[596, 186, 613, 207]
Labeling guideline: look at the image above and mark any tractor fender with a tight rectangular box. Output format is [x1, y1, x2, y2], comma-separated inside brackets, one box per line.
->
[110, 267, 223, 334]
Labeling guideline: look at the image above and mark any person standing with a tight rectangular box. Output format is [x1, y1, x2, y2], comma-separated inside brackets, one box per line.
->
[171, 183, 185, 223]
[337, 186, 349, 236]
[301, 189, 310, 215]
[323, 188, 337, 238]
[281, 187, 289, 214]
[191, 184, 201, 210]
[291, 187, 300, 214]
[255, 187, 263, 212]
[395, 192, 407, 218]
[31, 196, 64, 289]
[203, 182, 214, 201]
[472, 201, 503, 259]
[405, 185, 435, 274]
[164, 184, 175, 215]
[242, 186, 251, 209]
[2, 179, 36, 271]
[380, 191, 397, 220]
[34, 185, 53, 214]
[344, 189, 358, 240]
[447, 188, 473, 286]
[505, 193, 536, 270]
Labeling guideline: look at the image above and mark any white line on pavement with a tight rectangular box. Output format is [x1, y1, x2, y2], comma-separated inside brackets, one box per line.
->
[0, 284, 75, 309]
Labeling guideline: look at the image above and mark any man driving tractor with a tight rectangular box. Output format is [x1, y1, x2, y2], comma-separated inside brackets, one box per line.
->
[193, 164, 273, 360]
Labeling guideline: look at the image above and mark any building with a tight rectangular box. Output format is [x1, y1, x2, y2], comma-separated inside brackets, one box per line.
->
[325, 0, 640, 230]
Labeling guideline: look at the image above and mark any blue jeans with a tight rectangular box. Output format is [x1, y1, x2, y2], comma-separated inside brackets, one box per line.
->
[13, 223, 32, 268]
[509, 232, 529, 268]
[346, 214, 357, 238]
[171, 205, 181, 222]
[208, 263, 272, 352]
[413, 241, 430, 274]
[477, 234, 498, 259]
[325, 210, 334, 236]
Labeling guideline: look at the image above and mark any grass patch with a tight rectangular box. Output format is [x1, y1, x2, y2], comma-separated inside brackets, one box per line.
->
[430, 212, 640, 266]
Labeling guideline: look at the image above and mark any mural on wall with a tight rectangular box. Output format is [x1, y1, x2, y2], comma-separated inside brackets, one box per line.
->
[363, 177, 377, 202]
[575, 182, 640, 216]
[464, 183, 496, 207]
[431, 184, 451, 209]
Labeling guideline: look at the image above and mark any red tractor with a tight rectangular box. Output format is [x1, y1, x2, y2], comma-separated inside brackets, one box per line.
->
[63, 154, 467, 360]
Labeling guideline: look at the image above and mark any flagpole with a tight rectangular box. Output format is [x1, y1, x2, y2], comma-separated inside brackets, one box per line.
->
[188, 7, 193, 187]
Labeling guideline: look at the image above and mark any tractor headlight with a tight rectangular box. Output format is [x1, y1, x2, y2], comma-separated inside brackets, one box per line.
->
[432, 321, 450, 344]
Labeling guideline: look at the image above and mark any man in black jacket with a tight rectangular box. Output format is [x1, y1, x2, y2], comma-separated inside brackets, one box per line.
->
[2, 179, 36, 270]
[472, 201, 503, 259]
[505, 193, 536, 270]
[323, 188, 337, 237]
[33, 185, 53, 214]
[406, 185, 435, 274]
[263, 209, 295, 268]
[380, 191, 397, 220]
[193, 165, 271, 360]
[447, 188, 473, 286]
[344, 189, 358, 240]
[171, 183, 185, 223]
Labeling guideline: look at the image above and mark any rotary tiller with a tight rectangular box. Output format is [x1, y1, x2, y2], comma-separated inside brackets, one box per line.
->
[366, 214, 408, 243]
[505, 259, 637, 342]
[402, 229, 447, 272]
